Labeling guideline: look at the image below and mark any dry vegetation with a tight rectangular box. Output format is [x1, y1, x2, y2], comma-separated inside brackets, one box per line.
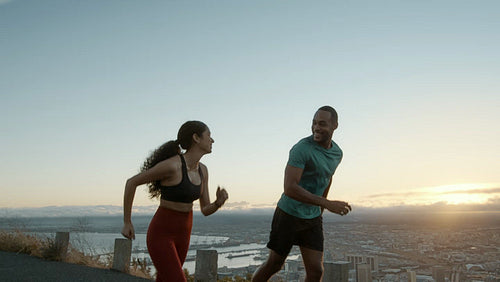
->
[0, 230, 255, 281]
[0, 230, 153, 279]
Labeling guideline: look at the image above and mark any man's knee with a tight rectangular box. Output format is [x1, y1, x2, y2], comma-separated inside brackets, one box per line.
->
[266, 255, 285, 272]
[252, 252, 286, 282]
[306, 263, 324, 281]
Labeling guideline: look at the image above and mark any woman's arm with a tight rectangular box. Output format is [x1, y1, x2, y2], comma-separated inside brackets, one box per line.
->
[199, 164, 228, 216]
[122, 159, 176, 239]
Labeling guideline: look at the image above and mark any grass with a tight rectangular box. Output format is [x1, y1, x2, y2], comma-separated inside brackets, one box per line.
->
[0, 230, 153, 279]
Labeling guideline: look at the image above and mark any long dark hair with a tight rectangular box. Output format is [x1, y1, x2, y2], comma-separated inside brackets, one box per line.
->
[141, 120, 208, 199]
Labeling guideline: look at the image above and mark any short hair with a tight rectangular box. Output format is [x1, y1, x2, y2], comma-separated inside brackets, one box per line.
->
[318, 106, 338, 123]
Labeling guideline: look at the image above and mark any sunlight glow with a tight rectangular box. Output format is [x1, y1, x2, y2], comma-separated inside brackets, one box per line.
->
[435, 193, 490, 205]
[358, 183, 500, 208]
[428, 183, 493, 194]
[424, 183, 497, 205]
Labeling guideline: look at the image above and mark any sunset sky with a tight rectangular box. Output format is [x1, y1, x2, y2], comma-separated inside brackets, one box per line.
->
[1, 0, 499, 212]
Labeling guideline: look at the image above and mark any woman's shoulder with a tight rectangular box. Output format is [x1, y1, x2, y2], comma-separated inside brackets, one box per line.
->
[199, 162, 208, 170]
[199, 162, 208, 175]
[156, 154, 182, 172]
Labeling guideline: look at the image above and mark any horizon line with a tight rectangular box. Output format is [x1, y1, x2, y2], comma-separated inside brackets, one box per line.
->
[1, 201, 500, 210]
[1, 201, 499, 218]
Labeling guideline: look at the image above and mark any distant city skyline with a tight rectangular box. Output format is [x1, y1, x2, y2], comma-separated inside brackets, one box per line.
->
[1, 0, 499, 210]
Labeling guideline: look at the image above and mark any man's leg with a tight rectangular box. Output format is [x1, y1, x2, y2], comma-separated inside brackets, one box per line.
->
[252, 249, 287, 282]
[300, 246, 324, 282]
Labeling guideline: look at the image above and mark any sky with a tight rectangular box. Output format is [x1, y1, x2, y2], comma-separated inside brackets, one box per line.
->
[1, 0, 499, 212]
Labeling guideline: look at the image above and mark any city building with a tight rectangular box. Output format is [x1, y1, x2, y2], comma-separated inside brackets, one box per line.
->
[346, 254, 379, 272]
[408, 270, 417, 282]
[356, 263, 372, 282]
[432, 266, 446, 282]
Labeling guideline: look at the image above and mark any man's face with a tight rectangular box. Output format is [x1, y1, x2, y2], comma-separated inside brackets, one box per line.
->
[311, 110, 337, 145]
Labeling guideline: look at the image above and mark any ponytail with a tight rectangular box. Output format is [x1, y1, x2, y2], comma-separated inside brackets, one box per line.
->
[142, 120, 208, 199]
[141, 140, 180, 199]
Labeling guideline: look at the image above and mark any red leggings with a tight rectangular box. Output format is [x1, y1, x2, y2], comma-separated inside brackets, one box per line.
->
[147, 207, 193, 282]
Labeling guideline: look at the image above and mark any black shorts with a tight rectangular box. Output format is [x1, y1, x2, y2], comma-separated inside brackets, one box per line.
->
[266, 207, 323, 257]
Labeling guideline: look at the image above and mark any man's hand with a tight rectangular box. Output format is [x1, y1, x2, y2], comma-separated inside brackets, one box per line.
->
[323, 200, 352, 216]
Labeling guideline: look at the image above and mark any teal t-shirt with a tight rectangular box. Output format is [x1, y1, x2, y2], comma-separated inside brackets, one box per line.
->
[277, 135, 343, 219]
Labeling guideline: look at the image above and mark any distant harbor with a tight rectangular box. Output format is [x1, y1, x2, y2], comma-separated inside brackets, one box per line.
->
[1, 211, 498, 280]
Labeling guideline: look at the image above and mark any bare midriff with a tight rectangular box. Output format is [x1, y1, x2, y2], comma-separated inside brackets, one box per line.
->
[159, 199, 193, 213]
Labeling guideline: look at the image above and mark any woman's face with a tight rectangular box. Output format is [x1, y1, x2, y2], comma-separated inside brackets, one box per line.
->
[197, 128, 214, 154]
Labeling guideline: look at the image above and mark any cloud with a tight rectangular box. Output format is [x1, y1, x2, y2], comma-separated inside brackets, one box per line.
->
[440, 187, 500, 195]
[351, 200, 500, 214]
[366, 191, 425, 199]
[192, 201, 276, 211]
[358, 183, 500, 207]
[1, 197, 499, 218]
[0, 202, 277, 218]
[0, 205, 156, 218]
[1, 185, 499, 218]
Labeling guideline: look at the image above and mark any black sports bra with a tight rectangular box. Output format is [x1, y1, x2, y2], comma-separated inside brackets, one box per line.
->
[160, 155, 202, 203]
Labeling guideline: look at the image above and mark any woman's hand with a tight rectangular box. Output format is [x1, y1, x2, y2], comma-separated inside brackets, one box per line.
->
[215, 186, 229, 207]
[121, 222, 136, 240]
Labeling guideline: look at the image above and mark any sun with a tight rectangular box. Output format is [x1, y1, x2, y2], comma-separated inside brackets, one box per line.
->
[436, 193, 489, 205]
[428, 183, 494, 205]
[358, 183, 499, 208]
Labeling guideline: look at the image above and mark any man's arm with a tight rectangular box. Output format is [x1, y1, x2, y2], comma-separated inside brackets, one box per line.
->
[321, 177, 333, 214]
[284, 165, 327, 206]
[284, 165, 351, 215]
[323, 176, 333, 198]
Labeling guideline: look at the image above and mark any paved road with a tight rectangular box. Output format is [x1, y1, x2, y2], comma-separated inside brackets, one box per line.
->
[0, 251, 152, 281]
